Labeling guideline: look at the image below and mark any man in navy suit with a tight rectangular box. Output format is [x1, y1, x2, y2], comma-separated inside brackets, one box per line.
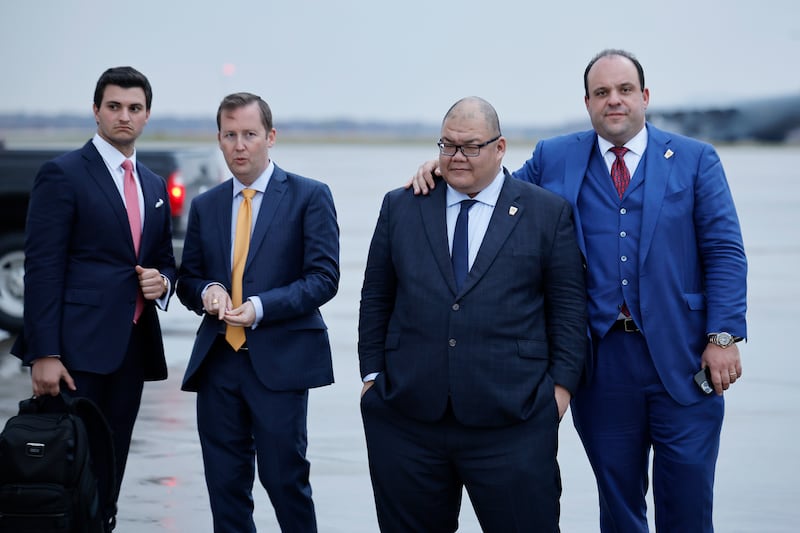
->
[177, 92, 339, 532]
[412, 50, 748, 532]
[13, 66, 176, 501]
[359, 97, 587, 532]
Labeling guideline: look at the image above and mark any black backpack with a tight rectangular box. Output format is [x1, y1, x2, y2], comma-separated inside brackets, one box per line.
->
[0, 394, 118, 532]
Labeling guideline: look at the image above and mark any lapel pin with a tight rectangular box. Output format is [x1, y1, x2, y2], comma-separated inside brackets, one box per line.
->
[664, 149, 674, 159]
[155, 198, 164, 208]
[509, 206, 518, 216]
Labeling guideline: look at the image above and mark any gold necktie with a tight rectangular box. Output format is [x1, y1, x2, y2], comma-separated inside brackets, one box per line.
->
[226, 188, 256, 350]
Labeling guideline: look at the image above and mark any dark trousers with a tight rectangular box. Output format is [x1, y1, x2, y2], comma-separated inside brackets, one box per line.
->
[571, 328, 724, 533]
[361, 388, 561, 533]
[70, 322, 146, 498]
[195, 339, 316, 533]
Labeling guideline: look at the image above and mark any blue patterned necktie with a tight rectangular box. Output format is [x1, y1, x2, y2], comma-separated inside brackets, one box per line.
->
[452, 199, 477, 291]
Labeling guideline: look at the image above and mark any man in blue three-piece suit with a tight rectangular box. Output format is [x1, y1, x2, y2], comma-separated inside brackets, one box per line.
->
[12, 67, 176, 510]
[359, 97, 587, 532]
[413, 50, 748, 532]
[177, 92, 339, 533]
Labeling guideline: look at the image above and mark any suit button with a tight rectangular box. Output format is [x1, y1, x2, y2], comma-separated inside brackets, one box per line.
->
[449, 339, 457, 347]
[452, 303, 460, 311]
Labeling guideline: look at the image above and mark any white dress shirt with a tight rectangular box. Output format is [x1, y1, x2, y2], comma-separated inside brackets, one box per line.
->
[91, 134, 169, 309]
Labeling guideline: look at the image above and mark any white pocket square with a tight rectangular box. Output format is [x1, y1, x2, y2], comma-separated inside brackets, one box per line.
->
[155, 198, 164, 208]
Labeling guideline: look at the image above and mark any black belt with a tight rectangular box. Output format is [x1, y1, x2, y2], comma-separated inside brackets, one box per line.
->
[610, 318, 640, 333]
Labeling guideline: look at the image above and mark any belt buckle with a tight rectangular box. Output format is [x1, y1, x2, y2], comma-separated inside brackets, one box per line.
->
[622, 318, 638, 332]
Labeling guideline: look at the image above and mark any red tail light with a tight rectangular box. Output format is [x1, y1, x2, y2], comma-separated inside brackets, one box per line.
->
[167, 171, 186, 216]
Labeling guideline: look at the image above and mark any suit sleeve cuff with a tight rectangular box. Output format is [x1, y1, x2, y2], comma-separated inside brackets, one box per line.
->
[248, 296, 264, 328]
[154, 275, 171, 310]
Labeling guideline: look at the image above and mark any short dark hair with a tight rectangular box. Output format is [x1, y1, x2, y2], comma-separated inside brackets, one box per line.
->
[583, 49, 645, 98]
[216, 92, 273, 132]
[93, 66, 153, 110]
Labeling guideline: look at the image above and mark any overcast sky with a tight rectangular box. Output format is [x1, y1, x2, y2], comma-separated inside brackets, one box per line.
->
[1, 0, 797, 127]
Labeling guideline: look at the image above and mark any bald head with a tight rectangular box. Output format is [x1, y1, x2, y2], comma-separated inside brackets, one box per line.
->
[442, 97, 501, 137]
[438, 96, 506, 196]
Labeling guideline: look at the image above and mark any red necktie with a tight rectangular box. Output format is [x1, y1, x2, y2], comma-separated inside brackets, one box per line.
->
[122, 159, 144, 323]
[610, 147, 630, 199]
[609, 148, 633, 318]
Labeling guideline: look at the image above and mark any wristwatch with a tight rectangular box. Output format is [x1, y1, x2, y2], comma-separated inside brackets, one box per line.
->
[708, 332, 736, 348]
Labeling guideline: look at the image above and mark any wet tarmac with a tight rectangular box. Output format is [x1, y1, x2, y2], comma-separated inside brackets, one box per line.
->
[2, 267, 797, 533]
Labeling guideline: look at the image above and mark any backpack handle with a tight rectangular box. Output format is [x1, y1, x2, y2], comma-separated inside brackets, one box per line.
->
[18, 392, 72, 414]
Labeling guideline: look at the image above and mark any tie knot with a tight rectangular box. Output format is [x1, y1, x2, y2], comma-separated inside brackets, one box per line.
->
[460, 199, 478, 212]
[121, 159, 133, 172]
[610, 147, 629, 160]
[241, 188, 256, 200]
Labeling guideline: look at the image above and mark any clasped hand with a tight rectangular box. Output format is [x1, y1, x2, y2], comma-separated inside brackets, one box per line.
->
[203, 287, 256, 328]
[136, 265, 166, 300]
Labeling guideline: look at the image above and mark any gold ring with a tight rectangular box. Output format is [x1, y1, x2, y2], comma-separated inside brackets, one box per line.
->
[212, 298, 219, 304]
[729, 373, 737, 378]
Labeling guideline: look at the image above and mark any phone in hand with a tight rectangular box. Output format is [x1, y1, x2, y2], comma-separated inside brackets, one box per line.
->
[694, 367, 713, 395]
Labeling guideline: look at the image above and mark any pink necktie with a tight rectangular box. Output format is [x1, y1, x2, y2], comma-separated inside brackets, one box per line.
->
[610, 147, 630, 199]
[122, 159, 144, 323]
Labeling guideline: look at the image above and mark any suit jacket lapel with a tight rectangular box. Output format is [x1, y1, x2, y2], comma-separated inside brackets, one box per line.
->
[214, 181, 234, 285]
[138, 166, 163, 260]
[81, 143, 138, 257]
[460, 170, 522, 294]
[246, 164, 287, 270]
[564, 131, 595, 257]
[639, 124, 673, 266]
[418, 184, 457, 293]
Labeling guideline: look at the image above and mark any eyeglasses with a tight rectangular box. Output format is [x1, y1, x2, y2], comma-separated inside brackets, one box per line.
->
[437, 134, 501, 157]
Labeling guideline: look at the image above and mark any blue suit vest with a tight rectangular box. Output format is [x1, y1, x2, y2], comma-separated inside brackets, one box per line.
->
[578, 147, 646, 338]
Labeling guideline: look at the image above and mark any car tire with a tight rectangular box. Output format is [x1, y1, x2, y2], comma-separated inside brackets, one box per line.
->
[0, 233, 25, 333]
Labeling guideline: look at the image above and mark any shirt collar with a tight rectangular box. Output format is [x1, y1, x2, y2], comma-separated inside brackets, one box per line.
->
[446, 167, 505, 208]
[597, 125, 648, 157]
[92, 133, 136, 170]
[232, 160, 274, 197]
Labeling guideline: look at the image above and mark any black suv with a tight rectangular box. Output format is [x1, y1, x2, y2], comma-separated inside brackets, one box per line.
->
[0, 145, 221, 333]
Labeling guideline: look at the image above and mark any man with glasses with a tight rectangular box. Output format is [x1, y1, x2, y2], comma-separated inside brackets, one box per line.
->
[358, 96, 587, 532]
